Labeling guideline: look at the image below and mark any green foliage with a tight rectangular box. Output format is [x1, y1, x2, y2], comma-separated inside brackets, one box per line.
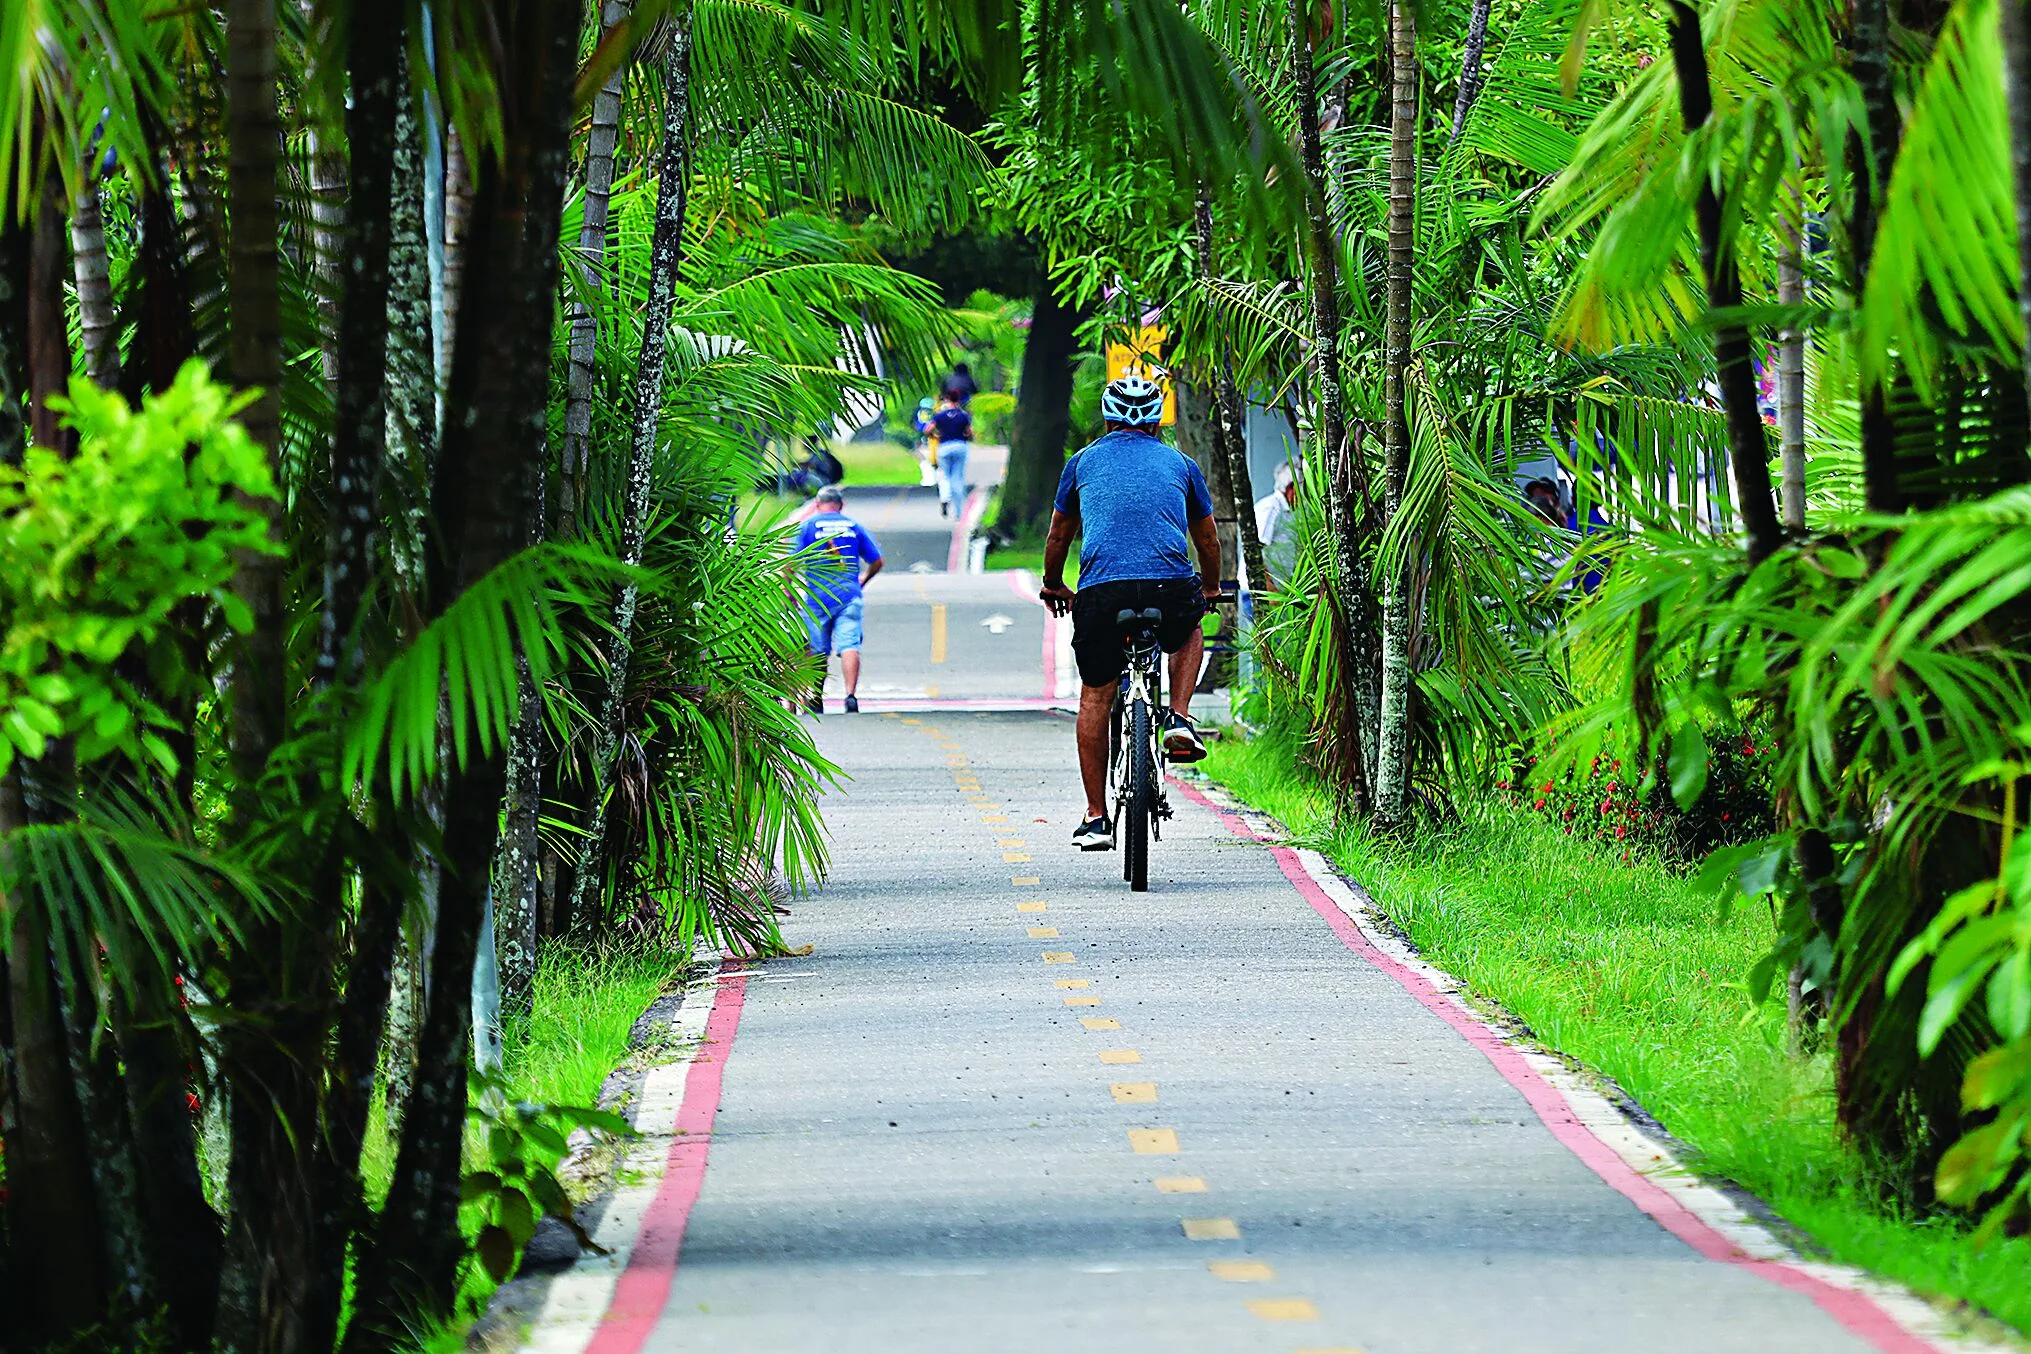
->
[463, 1070, 630, 1283]
[0, 365, 277, 776]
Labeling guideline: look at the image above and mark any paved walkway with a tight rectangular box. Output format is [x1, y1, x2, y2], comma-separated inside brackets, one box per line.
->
[589, 712, 1908, 1352]
[518, 447, 1987, 1354]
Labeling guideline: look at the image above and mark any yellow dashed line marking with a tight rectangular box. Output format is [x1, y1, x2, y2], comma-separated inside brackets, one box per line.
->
[1128, 1128, 1179, 1154]
[1042, 951, 1075, 964]
[1080, 1017, 1121, 1031]
[930, 605, 947, 663]
[925, 685, 942, 697]
[1245, 1299, 1317, 1322]
[998, 838, 1026, 847]
[1011, 875, 1041, 886]
[983, 815, 1010, 824]
[1003, 851, 1032, 862]
[900, 718, 921, 725]
[1018, 902, 1048, 913]
[1154, 1176, 1206, 1193]
[1028, 926, 1060, 938]
[1109, 1082, 1158, 1103]
[1098, 1049, 1140, 1064]
[1209, 1261, 1275, 1282]
[1064, 996, 1101, 1007]
[1179, 1217, 1238, 1239]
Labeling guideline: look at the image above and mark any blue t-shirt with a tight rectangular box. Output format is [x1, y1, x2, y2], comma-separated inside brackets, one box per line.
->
[795, 511, 882, 617]
[1053, 431, 1213, 588]
[931, 406, 972, 443]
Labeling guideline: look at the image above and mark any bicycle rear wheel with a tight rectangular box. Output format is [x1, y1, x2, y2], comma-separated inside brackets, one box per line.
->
[1125, 698, 1151, 891]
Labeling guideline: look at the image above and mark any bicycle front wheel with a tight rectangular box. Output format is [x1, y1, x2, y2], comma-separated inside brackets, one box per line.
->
[1125, 698, 1151, 891]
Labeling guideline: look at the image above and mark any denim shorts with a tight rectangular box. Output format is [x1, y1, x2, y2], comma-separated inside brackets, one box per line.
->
[808, 596, 866, 656]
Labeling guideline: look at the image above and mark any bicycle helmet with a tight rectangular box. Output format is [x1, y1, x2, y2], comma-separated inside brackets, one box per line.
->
[1101, 374, 1165, 427]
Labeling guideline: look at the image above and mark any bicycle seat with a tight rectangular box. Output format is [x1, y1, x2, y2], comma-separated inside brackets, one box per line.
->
[1115, 606, 1164, 630]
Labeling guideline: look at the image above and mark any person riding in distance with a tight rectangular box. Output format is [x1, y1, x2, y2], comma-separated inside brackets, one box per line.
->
[929, 392, 973, 520]
[795, 485, 883, 715]
[1040, 374, 1221, 852]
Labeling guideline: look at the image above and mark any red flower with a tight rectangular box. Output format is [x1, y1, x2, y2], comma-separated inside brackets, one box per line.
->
[1534, 798, 1547, 809]
[1615, 825, 1627, 839]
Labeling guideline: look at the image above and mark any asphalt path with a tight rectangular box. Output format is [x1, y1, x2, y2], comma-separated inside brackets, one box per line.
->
[624, 711, 1895, 1352]
[568, 448, 1934, 1354]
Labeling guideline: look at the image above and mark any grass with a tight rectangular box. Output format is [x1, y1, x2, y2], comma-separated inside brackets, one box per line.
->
[499, 944, 683, 1107]
[1201, 728, 2031, 1338]
[835, 439, 929, 487]
[981, 543, 1078, 586]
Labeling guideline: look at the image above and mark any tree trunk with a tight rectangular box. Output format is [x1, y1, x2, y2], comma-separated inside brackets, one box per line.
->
[1665, 1, 1783, 562]
[299, 8, 407, 1347]
[2000, 0, 2031, 423]
[224, 0, 285, 786]
[569, 3, 696, 926]
[1778, 195, 1807, 530]
[130, 149, 197, 400]
[1375, 0, 1418, 825]
[0, 769, 107, 1344]
[387, 72, 439, 586]
[26, 189, 72, 456]
[561, 0, 634, 531]
[319, 0, 402, 692]
[1847, 0, 1903, 516]
[1292, 0, 1375, 811]
[346, 0, 582, 1337]
[308, 126, 347, 385]
[1449, 0, 1493, 143]
[0, 216, 28, 466]
[1193, 193, 1267, 593]
[72, 177, 119, 388]
[498, 659, 542, 1017]
[214, 6, 304, 1352]
[999, 283, 1086, 540]
[109, 937, 221, 1349]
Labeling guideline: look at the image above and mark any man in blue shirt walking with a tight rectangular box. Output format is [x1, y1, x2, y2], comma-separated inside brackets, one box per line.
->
[796, 485, 884, 714]
[1039, 376, 1221, 850]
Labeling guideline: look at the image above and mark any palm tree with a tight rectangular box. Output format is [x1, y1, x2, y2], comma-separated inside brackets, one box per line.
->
[1373, 0, 1418, 825]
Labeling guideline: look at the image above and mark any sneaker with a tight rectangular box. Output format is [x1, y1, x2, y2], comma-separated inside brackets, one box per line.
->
[806, 695, 823, 715]
[844, 695, 860, 713]
[1073, 815, 1115, 851]
[1162, 712, 1206, 763]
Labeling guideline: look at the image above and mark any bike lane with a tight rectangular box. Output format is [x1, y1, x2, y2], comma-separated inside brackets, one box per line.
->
[544, 710, 1995, 1354]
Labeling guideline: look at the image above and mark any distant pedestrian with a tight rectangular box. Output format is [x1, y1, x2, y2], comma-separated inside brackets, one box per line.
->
[929, 392, 973, 520]
[1252, 461, 1301, 590]
[912, 396, 938, 486]
[796, 485, 884, 714]
[941, 361, 979, 406]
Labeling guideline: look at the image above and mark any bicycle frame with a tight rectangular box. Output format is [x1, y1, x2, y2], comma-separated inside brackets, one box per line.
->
[1109, 614, 1172, 890]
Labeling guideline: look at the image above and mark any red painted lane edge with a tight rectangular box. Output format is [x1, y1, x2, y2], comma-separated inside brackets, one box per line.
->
[1167, 777, 1940, 1354]
[583, 960, 750, 1354]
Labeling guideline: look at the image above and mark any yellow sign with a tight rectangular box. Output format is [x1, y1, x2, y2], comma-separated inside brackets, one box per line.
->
[1104, 324, 1176, 426]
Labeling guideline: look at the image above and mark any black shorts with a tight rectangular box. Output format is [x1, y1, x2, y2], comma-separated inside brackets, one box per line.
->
[1070, 578, 1206, 688]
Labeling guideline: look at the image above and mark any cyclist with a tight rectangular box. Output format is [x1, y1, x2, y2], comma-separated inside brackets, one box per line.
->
[1039, 374, 1221, 851]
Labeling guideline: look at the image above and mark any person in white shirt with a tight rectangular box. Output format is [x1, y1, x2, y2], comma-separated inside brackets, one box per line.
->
[1253, 461, 1300, 590]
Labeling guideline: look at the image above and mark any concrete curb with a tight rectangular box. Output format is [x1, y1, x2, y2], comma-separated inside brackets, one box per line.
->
[496, 961, 732, 1354]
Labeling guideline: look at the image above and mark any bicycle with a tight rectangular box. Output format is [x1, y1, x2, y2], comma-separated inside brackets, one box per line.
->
[1106, 606, 1174, 892]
